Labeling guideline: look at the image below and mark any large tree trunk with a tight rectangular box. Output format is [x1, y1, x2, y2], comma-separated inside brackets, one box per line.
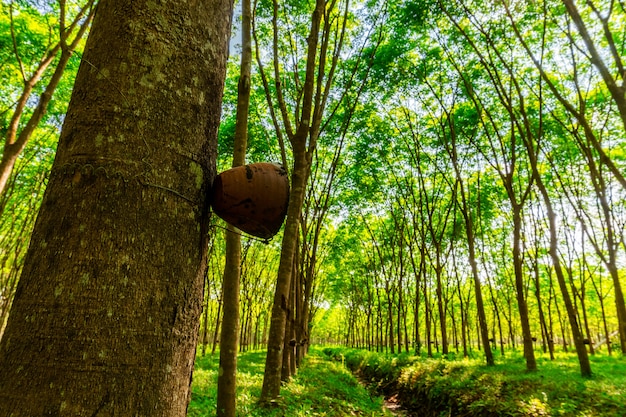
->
[0, 0, 233, 414]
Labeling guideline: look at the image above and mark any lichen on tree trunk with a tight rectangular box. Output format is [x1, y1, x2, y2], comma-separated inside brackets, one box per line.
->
[0, 0, 233, 414]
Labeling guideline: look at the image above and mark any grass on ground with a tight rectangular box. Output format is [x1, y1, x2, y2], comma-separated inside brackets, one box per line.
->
[324, 347, 626, 417]
[188, 347, 395, 417]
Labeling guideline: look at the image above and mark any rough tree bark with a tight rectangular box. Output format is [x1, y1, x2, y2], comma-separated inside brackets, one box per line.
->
[0, 0, 233, 414]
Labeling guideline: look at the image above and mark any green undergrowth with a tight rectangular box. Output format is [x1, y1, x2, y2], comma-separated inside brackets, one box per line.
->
[188, 346, 394, 416]
[323, 347, 626, 416]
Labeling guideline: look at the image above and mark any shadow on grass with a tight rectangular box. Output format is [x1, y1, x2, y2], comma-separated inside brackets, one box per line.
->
[324, 347, 626, 417]
[188, 347, 395, 417]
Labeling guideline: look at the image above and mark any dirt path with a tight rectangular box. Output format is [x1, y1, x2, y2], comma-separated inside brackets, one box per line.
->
[342, 359, 408, 415]
[383, 393, 407, 415]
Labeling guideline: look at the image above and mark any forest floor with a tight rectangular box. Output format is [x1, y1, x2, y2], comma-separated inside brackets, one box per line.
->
[189, 346, 626, 416]
[324, 346, 626, 417]
[188, 347, 395, 416]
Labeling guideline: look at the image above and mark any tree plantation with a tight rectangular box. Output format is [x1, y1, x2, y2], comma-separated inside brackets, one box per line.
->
[1, 0, 626, 416]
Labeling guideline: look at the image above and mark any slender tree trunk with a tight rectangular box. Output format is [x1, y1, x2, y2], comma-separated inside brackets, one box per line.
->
[485, 263, 505, 356]
[511, 205, 537, 371]
[387, 285, 395, 354]
[397, 277, 404, 354]
[212, 295, 223, 355]
[533, 262, 554, 360]
[547, 276, 556, 353]
[531, 168, 592, 376]
[443, 100, 494, 364]
[505, 294, 516, 349]
[281, 277, 294, 380]
[282, 317, 293, 376]
[253, 313, 261, 350]
[296, 246, 308, 366]
[424, 276, 433, 357]
[376, 284, 383, 351]
[590, 275, 612, 355]
[289, 264, 298, 376]
[548, 205, 590, 374]
[456, 272, 468, 357]
[239, 299, 248, 353]
[0, 0, 233, 413]
[216, 0, 251, 412]
[217, 228, 242, 417]
[260, 0, 330, 400]
[403, 301, 410, 352]
[435, 260, 448, 355]
[433, 313, 439, 353]
[298, 270, 311, 364]
[580, 293, 594, 355]
[457, 177, 494, 365]
[281, 251, 298, 380]
[450, 300, 458, 354]
[260, 146, 309, 401]
[201, 273, 211, 357]
[410, 249, 423, 355]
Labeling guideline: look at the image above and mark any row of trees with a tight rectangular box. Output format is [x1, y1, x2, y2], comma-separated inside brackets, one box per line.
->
[1, 0, 626, 414]
[320, 0, 626, 380]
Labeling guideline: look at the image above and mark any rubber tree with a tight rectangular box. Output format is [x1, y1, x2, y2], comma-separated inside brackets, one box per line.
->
[256, 0, 350, 401]
[437, 0, 538, 370]
[524, 0, 626, 356]
[217, 0, 252, 413]
[441, 105, 495, 366]
[0, 0, 233, 413]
